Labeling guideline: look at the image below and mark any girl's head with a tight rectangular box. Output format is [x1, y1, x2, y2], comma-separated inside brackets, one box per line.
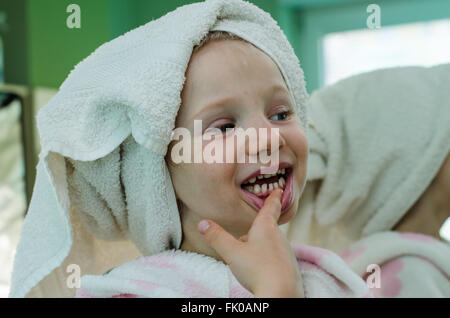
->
[165, 31, 308, 259]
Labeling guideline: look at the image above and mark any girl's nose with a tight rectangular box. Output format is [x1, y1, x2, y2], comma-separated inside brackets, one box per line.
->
[245, 124, 285, 160]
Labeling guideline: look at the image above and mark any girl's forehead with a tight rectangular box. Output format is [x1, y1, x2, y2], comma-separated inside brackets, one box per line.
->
[186, 40, 284, 89]
[177, 41, 289, 124]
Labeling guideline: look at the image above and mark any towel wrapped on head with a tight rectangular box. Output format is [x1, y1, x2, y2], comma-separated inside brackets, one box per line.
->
[10, 0, 309, 298]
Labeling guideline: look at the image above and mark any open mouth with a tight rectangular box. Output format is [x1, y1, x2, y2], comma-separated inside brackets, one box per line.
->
[239, 165, 294, 214]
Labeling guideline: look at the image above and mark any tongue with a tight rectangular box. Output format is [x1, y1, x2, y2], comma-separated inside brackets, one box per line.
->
[260, 192, 270, 199]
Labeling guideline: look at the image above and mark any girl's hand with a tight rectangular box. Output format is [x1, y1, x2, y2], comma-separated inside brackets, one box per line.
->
[197, 188, 304, 298]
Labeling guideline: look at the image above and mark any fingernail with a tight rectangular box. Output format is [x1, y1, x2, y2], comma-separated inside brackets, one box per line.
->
[198, 220, 210, 234]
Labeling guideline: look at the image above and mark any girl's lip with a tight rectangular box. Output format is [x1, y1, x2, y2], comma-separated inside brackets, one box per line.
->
[239, 168, 294, 214]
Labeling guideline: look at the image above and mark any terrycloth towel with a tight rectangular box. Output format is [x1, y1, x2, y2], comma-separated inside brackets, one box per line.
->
[76, 243, 372, 298]
[284, 63, 450, 253]
[9, 0, 309, 298]
[339, 231, 450, 297]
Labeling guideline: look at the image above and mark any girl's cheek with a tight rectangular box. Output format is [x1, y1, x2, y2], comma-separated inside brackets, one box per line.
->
[285, 126, 308, 156]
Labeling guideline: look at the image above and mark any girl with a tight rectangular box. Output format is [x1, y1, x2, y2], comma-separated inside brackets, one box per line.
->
[76, 31, 370, 298]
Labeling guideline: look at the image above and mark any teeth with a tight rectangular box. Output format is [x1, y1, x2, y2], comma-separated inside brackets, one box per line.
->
[243, 167, 290, 193]
[261, 183, 267, 193]
[245, 167, 289, 184]
[245, 179, 288, 195]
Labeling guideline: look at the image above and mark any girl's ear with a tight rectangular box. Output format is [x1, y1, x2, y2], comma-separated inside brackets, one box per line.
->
[165, 141, 177, 169]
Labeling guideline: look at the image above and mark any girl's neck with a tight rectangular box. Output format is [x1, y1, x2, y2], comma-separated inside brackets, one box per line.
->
[179, 236, 225, 263]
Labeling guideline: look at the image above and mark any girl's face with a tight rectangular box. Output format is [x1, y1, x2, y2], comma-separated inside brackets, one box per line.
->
[166, 39, 308, 259]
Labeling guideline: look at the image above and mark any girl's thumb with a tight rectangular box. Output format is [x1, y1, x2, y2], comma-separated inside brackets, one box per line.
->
[198, 220, 240, 263]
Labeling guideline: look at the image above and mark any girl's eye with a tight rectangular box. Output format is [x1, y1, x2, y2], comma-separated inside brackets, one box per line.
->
[270, 110, 292, 121]
[218, 123, 235, 133]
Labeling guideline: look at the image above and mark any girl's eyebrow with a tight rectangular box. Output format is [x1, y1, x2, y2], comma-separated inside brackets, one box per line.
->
[189, 84, 290, 121]
[189, 95, 238, 122]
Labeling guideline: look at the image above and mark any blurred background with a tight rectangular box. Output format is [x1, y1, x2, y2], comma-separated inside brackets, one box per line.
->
[0, 0, 449, 297]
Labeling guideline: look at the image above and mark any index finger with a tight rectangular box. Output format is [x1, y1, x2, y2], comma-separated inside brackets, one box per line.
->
[257, 188, 283, 223]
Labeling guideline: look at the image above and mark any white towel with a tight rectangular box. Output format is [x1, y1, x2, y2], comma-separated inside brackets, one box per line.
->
[339, 231, 450, 297]
[9, 0, 309, 297]
[75, 243, 371, 298]
[285, 63, 450, 252]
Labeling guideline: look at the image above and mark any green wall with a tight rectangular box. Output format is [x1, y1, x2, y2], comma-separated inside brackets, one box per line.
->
[28, 0, 111, 88]
[0, 0, 29, 85]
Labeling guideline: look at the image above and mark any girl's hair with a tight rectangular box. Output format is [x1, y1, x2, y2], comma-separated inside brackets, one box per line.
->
[192, 30, 248, 55]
